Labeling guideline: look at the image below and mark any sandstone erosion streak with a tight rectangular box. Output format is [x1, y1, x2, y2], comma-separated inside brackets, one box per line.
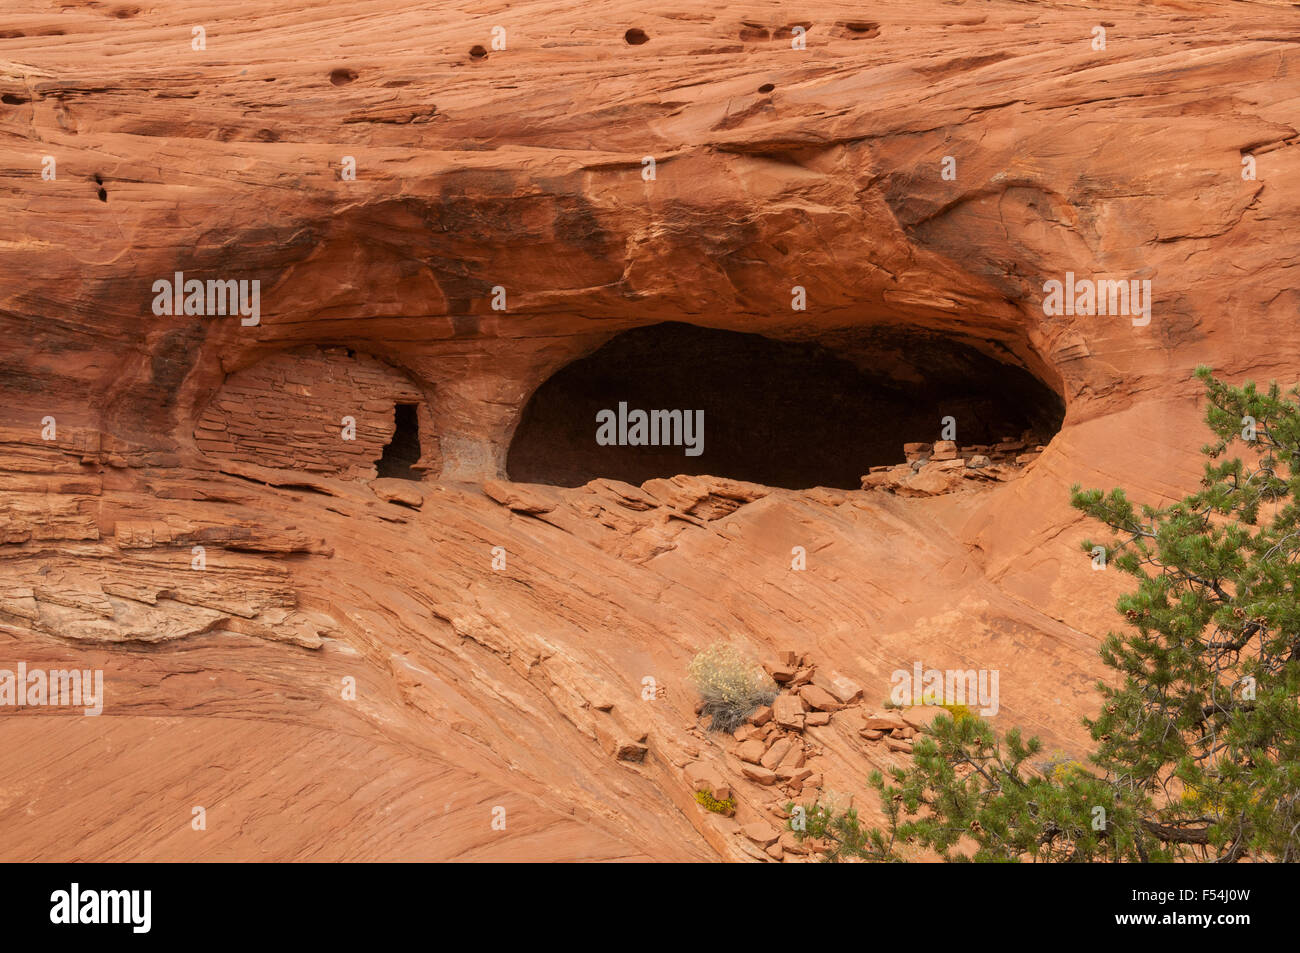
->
[0, 1, 1297, 860]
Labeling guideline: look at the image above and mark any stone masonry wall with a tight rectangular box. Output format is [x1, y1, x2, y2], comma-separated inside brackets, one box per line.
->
[194, 347, 433, 479]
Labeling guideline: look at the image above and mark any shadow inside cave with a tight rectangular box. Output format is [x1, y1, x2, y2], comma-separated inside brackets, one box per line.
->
[507, 322, 1064, 490]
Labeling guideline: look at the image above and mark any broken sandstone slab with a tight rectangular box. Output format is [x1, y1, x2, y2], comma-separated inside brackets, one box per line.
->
[903, 441, 932, 461]
[737, 738, 766, 764]
[760, 737, 795, 770]
[742, 821, 780, 848]
[777, 743, 806, 772]
[931, 439, 958, 461]
[614, 740, 648, 762]
[901, 705, 950, 732]
[741, 763, 777, 785]
[772, 694, 805, 729]
[370, 478, 423, 508]
[482, 479, 556, 514]
[777, 764, 812, 783]
[799, 683, 842, 712]
[763, 661, 797, 683]
[812, 669, 864, 705]
[862, 711, 908, 732]
[779, 831, 808, 856]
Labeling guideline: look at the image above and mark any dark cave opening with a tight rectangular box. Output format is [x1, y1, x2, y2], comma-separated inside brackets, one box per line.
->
[377, 403, 421, 479]
[506, 322, 1064, 490]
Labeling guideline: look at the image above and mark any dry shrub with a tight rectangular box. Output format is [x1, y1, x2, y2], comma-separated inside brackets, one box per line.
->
[688, 642, 777, 732]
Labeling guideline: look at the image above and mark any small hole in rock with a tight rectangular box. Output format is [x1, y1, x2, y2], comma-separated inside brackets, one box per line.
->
[469, 45, 488, 59]
[758, 83, 775, 94]
[624, 28, 649, 45]
[1, 93, 27, 105]
[378, 404, 421, 480]
[330, 68, 357, 86]
[97, 187, 107, 202]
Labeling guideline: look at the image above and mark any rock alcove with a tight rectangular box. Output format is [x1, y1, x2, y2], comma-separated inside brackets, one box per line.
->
[507, 322, 1064, 490]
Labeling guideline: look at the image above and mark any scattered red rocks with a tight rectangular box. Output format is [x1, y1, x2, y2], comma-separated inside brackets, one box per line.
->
[683, 650, 946, 861]
[854, 705, 956, 756]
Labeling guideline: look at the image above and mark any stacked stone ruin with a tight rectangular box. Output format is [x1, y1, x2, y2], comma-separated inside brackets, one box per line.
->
[860, 431, 1047, 497]
[193, 346, 429, 479]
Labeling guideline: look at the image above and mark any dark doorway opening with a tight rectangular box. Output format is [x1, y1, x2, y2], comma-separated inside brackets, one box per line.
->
[506, 322, 1064, 490]
[378, 403, 421, 479]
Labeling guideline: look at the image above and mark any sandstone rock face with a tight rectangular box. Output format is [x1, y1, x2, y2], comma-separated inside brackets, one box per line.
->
[0, 0, 1297, 860]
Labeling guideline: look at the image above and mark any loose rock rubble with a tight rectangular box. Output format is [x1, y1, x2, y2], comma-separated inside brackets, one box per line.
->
[860, 433, 1049, 497]
[681, 649, 951, 862]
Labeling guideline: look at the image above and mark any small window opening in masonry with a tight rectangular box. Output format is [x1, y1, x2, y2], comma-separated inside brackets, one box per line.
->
[377, 403, 421, 479]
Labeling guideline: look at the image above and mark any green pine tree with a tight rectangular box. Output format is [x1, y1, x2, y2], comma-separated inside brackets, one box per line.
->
[791, 369, 1300, 862]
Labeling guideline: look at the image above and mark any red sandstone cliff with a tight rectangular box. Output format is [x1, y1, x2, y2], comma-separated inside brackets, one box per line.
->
[0, 0, 1296, 860]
